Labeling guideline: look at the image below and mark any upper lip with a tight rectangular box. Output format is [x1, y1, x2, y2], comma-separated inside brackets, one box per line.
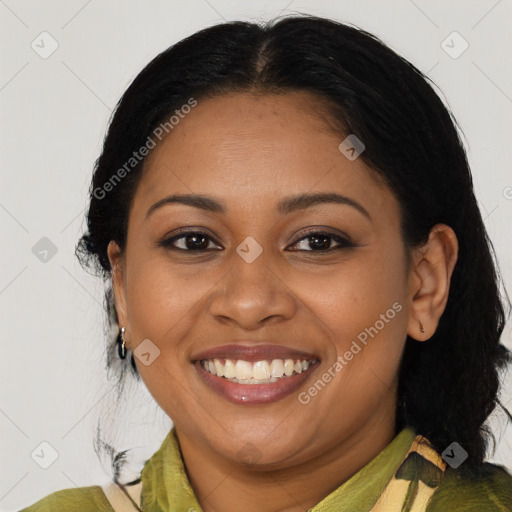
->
[191, 343, 320, 362]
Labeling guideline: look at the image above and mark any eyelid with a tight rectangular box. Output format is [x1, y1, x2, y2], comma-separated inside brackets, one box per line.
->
[287, 230, 354, 251]
[289, 226, 351, 244]
[157, 226, 355, 252]
[157, 227, 222, 250]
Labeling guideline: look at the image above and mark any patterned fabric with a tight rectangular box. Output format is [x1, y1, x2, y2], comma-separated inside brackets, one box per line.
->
[19, 425, 512, 511]
[370, 435, 446, 511]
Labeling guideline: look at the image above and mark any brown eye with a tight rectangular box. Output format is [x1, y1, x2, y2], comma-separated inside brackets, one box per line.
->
[157, 230, 222, 251]
[288, 231, 355, 252]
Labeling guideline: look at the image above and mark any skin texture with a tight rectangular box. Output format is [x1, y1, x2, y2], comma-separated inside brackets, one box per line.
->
[107, 91, 458, 512]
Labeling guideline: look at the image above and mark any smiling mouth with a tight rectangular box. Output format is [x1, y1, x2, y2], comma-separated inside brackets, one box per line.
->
[199, 358, 320, 384]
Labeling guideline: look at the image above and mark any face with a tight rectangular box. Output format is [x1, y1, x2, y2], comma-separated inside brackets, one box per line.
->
[108, 91, 418, 468]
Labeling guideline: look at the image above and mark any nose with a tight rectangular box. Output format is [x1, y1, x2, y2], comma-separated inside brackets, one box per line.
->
[208, 253, 298, 330]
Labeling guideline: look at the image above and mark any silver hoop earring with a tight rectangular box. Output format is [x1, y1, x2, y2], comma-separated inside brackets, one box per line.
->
[118, 327, 127, 359]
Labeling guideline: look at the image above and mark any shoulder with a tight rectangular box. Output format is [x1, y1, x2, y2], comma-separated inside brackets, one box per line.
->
[19, 485, 114, 512]
[427, 462, 512, 511]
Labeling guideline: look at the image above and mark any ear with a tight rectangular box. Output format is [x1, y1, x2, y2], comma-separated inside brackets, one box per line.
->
[406, 223, 458, 341]
[107, 240, 129, 346]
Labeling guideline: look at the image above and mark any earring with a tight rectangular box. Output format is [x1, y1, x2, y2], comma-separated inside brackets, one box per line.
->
[419, 320, 425, 334]
[119, 326, 127, 359]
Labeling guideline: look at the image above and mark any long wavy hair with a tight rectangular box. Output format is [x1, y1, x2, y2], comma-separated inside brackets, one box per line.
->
[75, 14, 512, 483]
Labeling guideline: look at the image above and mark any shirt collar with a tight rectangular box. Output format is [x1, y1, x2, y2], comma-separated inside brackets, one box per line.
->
[140, 426, 417, 511]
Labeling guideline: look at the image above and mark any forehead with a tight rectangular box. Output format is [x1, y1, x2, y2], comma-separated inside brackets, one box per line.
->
[132, 91, 398, 223]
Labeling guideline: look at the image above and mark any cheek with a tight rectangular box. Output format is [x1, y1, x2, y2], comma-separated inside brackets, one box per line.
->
[316, 244, 408, 381]
[307, 265, 407, 433]
[124, 252, 204, 338]
[323, 248, 405, 331]
[124, 261, 200, 417]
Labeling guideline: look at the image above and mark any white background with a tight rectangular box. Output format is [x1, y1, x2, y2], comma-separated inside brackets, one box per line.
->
[1, 0, 511, 510]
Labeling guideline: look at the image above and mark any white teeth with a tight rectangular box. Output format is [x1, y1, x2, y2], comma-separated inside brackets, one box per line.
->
[253, 360, 271, 380]
[224, 359, 236, 379]
[284, 359, 294, 376]
[201, 358, 316, 383]
[270, 359, 284, 378]
[214, 359, 224, 377]
[235, 360, 253, 380]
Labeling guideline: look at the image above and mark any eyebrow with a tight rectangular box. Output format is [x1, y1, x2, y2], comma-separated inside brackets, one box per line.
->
[145, 192, 372, 221]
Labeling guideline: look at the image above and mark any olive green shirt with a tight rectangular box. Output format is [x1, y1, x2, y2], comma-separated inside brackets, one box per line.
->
[20, 426, 512, 511]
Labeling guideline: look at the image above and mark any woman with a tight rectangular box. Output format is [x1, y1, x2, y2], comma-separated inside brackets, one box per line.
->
[21, 13, 512, 512]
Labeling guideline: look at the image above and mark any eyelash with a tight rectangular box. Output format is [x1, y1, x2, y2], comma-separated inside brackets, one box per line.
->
[156, 229, 356, 254]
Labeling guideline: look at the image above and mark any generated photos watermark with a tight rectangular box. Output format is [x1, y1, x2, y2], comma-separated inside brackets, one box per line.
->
[93, 97, 198, 200]
[298, 301, 403, 405]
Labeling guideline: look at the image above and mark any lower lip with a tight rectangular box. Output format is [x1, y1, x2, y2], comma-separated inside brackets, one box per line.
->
[194, 360, 320, 405]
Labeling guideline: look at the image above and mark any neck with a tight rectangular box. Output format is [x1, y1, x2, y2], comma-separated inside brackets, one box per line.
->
[176, 410, 398, 512]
